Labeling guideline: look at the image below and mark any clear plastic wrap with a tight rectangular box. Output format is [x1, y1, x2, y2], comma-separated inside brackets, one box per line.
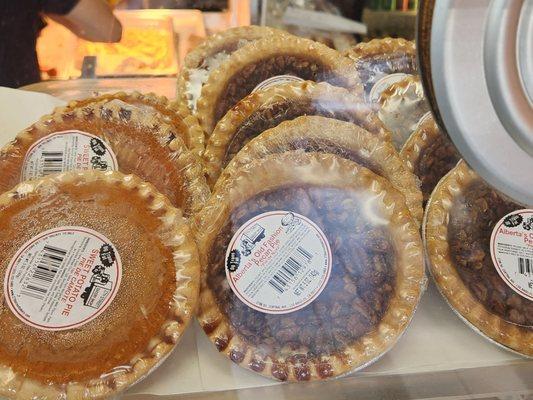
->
[400, 114, 461, 206]
[66, 91, 205, 156]
[212, 115, 423, 224]
[194, 151, 426, 381]
[203, 81, 391, 186]
[0, 170, 200, 399]
[196, 34, 362, 136]
[0, 97, 209, 218]
[424, 161, 533, 357]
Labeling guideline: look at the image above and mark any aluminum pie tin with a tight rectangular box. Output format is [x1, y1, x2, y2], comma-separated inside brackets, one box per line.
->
[418, 0, 533, 206]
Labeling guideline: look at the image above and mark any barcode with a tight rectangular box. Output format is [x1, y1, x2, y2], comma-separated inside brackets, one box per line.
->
[20, 245, 67, 300]
[42, 151, 64, 175]
[268, 246, 313, 294]
[518, 257, 532, 276]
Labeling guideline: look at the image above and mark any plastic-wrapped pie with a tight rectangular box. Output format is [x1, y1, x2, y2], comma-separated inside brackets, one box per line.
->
[196, 151, 425, 381]
[196, 35, 361, 136]
[214, 116, 423, 224]
[424, 161, 533, 357]
[0, 170, 199, 399]
[176, 26, 288, 117]
[344, 38, 418, 100]
[377, 75, 431, 149]
[204, 81, 391, 185]
[401, 115, 461, 205]
[67, 91, 205, 156]
[0, 99, 209, 217]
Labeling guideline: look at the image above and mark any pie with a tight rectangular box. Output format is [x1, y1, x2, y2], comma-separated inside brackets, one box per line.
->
[424, 161, 533, 356]
[196, 35, 361, 136]
[400, 114, 461, 205]
[176, 26, 288, 118]
[204, 81, 391, 186]
[344, 38, 418, 97]
[377, 75, 431, 149]
[67, 91, 205, 156]
[213, 115, 423, 224]
[0, 170, 200, 398]
[195, 151, 425, 381]
[0, 99, 209, 217]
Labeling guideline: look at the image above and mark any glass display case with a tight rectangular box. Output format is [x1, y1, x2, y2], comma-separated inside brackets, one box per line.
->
[0, 1, 531, 399]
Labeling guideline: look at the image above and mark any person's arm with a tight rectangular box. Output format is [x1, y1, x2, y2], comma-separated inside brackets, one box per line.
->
[47, 0, 122, 43]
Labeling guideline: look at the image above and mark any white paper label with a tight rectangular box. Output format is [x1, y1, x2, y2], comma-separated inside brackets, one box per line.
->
[4, 226, 122, 331]
[490, 209, 533, 301]
[22, 130, 118, 181]
[225, 211, 332, 314]
[252, 75, 305, 93]
[369, 72, 411, 103]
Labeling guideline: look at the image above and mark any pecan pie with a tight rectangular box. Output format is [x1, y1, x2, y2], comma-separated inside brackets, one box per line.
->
[67, 91, 205, 156]
[401, 114, 461, 206]
[213, 116, 423, 224]
[0, 170, 200, 398]
[0, 99, 209, 217]
[204, 81, 391, 186]
[424, 161, 533, 356]
[176, 26, 288, 117]
[196, 35, 361, 136]
[196, 151, 425, 380]
[344, 38, 417, 97]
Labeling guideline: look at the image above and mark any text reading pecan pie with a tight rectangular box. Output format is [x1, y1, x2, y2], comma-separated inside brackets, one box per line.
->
[0, 171, 199, 399]
[67, 91, 205, 156]
[0, 99, 209, 217]
[196, 35, 361, 136]
[401, 114, 461, 206]
[214, 116, 422, 224]
[424, 161, 533, 357]
[204, 81, 391, 185]
[196, 152, 425, 381]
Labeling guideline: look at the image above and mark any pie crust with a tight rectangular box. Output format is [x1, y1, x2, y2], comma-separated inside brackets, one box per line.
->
[176, 26, 288, 122]
[0, 170, 200, 398]
[377, 75, 431, 149]
[195, 151, 425, 381]
[424, 161, 533, 357]
[65, 91, 205, 156]
[400, 114, 461, 206]
[204, 81, 391, 185]
[213, 115, 423, 224]
[0, 99, 209, 217]
[344, 38, 417, 96]
[196, 35, 362, 136]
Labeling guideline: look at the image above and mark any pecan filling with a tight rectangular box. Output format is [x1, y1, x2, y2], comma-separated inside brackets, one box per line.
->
[414, 133, 460, 205]
[448, 181, 533, 326]
[207, 185, 396, 357]
[223, 100, 361, 166]
[215, 56, 342, 123]
[356, 53, 417, 94]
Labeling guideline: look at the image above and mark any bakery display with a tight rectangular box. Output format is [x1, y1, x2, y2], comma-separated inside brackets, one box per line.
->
[196, 151, 425, 381]
[67, 91, 205, 156]
[214, 116, 423, 224]
[424, 161, 533, 357]
[0, 98, 209, 217]
[196, 35, 361, 136]
[203, 81, 390, 186]
[401, 114, 461, 205]
[0, 170, 199, 398]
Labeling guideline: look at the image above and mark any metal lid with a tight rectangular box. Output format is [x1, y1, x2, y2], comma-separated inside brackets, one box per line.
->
[418, 0, 533, 205]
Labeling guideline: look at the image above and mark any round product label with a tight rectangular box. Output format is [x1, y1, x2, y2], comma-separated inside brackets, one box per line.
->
[490, 209, 533, 301]
[22, 130, 118, 181]
[252, 75, 305, 93]
[4, 226, 122, 331]
[225, 211, 332, 314]
[369, 72, 411, 103]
